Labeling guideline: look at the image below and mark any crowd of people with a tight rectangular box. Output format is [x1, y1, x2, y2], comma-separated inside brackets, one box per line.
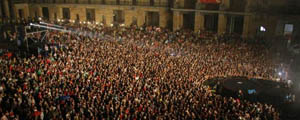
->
[0, 22, 282, 119]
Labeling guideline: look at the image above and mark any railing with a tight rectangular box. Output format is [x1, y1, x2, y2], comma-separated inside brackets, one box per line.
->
[13, 0, 28, 4]
[174, 2, 221, 10]
[28, 1, 169, 7]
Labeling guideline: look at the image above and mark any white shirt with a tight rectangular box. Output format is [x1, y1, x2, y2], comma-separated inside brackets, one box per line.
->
[40, 112, 44, 120]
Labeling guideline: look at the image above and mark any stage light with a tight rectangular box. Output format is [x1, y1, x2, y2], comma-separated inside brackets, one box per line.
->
[260, 26, 266, 32]
[38, 17, 42, 20]
[120, 24, 125, 27]
[278, 72, 282, 76]
[110, 24, 113, 27]
[83, 21, 86, 24]
[57, 19, 61, 22]
[80, 21, 82, 24]
[96, 22, 99, 25]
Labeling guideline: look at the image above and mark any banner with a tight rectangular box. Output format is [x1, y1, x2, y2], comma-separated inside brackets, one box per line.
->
[200, 0, 221, 4]
[248, 89, 256, 94]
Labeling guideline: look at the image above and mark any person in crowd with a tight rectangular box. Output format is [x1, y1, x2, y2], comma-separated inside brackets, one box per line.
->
[0, 23, 282, 120]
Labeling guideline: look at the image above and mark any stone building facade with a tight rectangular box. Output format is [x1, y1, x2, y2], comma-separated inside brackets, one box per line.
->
[2, 0, 300, 39]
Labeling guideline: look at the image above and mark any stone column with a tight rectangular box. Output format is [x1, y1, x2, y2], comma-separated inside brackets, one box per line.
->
[124, 10, 134, 26]
[137, 10, 145, 27]
[220, 0, 230, 10]
[242, 15, 250, 38]
[38, 7, 43, 17]
[23, 5, 29, 21]
[103, 10, 113, 26]
[69, 7, 85, 22]
[95, 9, 102, 23]
[159, 10, 169, 28]
[58, 7, 63, 19]
[48, 7, 55, 21]
[218, 14, 227, 35]
[14, 7, 19, 19]
[4, 0, 10, 18]
[173, 11, 182, 31]
[194, 12, 205, 31]
[80, 8, 87, 21]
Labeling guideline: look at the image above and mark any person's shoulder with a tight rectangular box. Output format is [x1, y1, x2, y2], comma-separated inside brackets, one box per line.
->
[0, 115, 8, 120]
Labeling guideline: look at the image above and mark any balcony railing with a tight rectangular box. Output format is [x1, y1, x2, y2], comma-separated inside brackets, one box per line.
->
[28, 1, 169, 7]
[13, 0, 28, 4]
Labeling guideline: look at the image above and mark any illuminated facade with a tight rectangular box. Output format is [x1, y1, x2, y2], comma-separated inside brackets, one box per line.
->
[1, 0, 299, 39]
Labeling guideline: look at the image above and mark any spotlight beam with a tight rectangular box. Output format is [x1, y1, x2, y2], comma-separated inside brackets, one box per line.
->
[30, 23, 115, 42]
[30, 23, 70, 33]
[39, 22, 64, 28]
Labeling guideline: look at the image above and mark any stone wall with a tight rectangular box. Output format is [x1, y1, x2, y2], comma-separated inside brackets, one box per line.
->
[173, 11, 182, 30]
[194, 12, 204, 31]
[14, 3, 30, 20]
[11, 0, 300, 38]
[25, 3, 170, 27]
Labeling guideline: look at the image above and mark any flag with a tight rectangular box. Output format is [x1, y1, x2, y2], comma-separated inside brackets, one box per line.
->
[33, 111, 41, 117]
[6, 52, 12, 59]
[200, 0, 221, 4]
